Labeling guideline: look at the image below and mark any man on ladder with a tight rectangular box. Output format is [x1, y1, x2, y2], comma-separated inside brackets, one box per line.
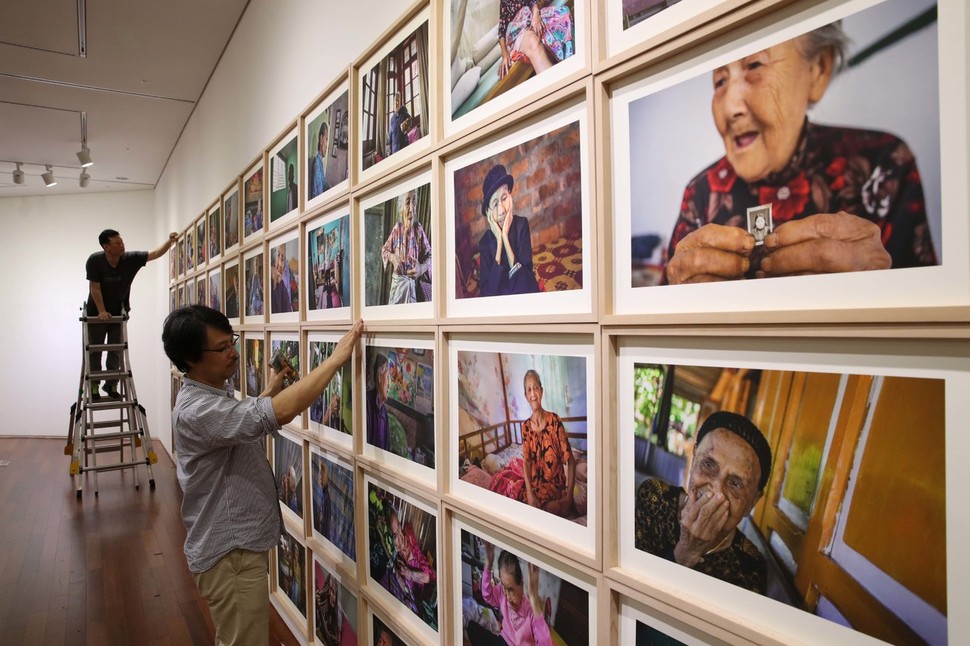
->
[86, 228, 177, 398]
[68, 228, 177, 497]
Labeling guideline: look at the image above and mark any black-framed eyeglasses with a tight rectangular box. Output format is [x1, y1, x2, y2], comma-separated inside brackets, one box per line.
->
[202, 333, 239, 354]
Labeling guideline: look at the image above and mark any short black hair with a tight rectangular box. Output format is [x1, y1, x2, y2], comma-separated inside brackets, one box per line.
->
[162, 305, 233, 373]
[99, 229, 120, 247]
[696, 411, 773, 491]
[497, 550, 522, 585]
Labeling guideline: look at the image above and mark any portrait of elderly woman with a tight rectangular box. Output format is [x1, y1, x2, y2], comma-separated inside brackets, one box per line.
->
[453, 121, 585, 300]
[635, 411, 771, 593]
[626, 0, 941, 287]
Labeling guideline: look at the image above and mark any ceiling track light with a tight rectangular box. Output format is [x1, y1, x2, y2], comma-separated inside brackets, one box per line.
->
[76, 145, 93, 168]
[13, 163, 25, 185]
[42, 165, 57, 188]
[79, 170, 90, 188]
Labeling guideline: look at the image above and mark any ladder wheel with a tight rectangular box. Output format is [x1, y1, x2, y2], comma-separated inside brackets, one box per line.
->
[76, 490, 82, 499]
[149, 479, 156, 491]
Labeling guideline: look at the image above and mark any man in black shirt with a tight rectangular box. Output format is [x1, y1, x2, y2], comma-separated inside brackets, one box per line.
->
[86, 228, 177, 398]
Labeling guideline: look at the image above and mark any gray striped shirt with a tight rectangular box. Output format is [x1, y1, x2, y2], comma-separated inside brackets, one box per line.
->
[173, 377, 282, 573]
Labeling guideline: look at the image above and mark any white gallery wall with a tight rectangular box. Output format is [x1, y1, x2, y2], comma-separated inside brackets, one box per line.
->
[0, 190, 163, 441]
[151, 0, 403, 454]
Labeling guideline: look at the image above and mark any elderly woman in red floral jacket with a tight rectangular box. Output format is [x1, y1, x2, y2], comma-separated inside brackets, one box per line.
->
[664, 23, 937, 285]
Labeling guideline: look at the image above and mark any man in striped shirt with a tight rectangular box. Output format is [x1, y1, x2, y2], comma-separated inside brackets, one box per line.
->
[163, 305, 363, 646]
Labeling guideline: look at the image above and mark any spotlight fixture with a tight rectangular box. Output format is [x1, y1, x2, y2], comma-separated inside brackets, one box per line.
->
[13, 163, 24, 185]
[79, 170, 90, 188]
[76, 145, 93, 168]
[42, 165, 57, 188]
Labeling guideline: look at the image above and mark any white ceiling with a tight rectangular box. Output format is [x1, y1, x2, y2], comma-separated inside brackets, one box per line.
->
[0, 0, 249, 196]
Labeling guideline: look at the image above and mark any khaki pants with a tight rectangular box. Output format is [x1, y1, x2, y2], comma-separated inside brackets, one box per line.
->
[193, 549, 269, 646]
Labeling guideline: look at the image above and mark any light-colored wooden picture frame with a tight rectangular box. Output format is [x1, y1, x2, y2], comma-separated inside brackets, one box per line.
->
[304, 77, 352, 213]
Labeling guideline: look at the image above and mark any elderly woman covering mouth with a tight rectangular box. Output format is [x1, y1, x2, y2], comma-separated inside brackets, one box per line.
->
[664, 23, 938, 285]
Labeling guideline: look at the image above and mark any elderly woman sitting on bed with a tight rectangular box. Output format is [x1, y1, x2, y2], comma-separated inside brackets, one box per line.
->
[498, 1, 574, 79]
[515, 369, 576, 517]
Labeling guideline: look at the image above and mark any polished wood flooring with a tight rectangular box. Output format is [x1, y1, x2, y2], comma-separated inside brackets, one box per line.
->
[0, 438, 300, 646]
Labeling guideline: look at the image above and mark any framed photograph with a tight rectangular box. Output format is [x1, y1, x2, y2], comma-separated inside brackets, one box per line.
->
[270, 127, 300, 228]
[274, 428, 305, 526]
[243, 247, 265, 323]
[243, 162, 265, 241]
[176, 282, 185, 308]
[617, 593, 731, 646]
[268, 228, 300, 323]
[242, 332, 265, 398]
[306, 208, 352, 321]
[313, 555, 358, 646]
[357, 7, 432, 182]
[224, 258, 241, 325]
[169, 245, 176, 284]
[230, 333, 242, 399]
[169, 286, 175, 313]
[605, 0, 746, 61]
[195, 216, 206, 269]
[453, 515, 597, 646]
[194, 275, 206, 308]
[609, 0, 970, 322]
[207, 268, 222, 312]
[309, 444, 357, 568]
[224, 183, 241, 253]
[614, 334, 962, 645]
[276, 526, 309, 625]
[444, 0, 586, 136]
[370, 609, 409, 646]
[359, 170, 434, 322]
[270, 330, 301, 406]
[185, 226, 195, 273]
[362, 333, 436, 488]
[177, 236, 185, 277]
[445, 98, 591, 320]
[365, 474, 439, 640]
[207, 202, 221, 262]
[449, 333, 597, 559]
[305, 82, 351, 211]
[307, 331, 355, 448]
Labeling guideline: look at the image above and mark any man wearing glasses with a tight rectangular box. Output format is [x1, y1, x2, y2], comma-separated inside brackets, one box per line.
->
[162, 305, 363, 645]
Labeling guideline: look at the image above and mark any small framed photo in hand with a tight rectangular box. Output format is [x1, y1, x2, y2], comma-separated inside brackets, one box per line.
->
[746, 204, 772, 246]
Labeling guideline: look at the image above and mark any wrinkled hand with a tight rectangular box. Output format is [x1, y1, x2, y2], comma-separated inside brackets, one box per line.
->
[483, 540, 495, 566]
[530, 6, 544, 39]
[525, 488, 538, 508]
[330, 320, 364, 366]
[674, 487, 731, 568]
[487, 209, 503, 242]
[527, 562, 543, 616]
[666, 224, 755, 284]
[760, 212, 891, 277]
[499, 51, 511, 79]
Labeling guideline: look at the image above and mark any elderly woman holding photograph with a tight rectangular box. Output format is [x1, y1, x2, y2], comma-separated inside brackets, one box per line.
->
[498, 1, 574, 79]
[478, 164, 540, 297]
[520, 369, 575, 517]
[381, 189, 432, 304]
[664, 22, 937, 285]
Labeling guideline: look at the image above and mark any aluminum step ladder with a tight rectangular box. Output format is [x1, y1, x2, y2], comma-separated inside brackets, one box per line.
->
[65, 307, 157, 498]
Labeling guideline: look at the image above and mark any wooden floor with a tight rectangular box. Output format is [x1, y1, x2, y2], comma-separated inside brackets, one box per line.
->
[0, 437, 300, 646]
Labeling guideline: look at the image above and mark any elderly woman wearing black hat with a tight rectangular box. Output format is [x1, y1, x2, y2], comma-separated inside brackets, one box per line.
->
[478, 164, 540, 297]
[634, 411, 772, 594]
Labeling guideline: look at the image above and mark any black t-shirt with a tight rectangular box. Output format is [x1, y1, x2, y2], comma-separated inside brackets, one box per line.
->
[85, 251, 149, 315]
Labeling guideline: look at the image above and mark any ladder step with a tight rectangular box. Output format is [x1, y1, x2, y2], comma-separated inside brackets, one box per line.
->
[77, 460, 147, 475]
[87, 370, 130, 380]
[81, 431, 141, 442]
[88, 420, 128, 430]
[85, 400, 137, 411]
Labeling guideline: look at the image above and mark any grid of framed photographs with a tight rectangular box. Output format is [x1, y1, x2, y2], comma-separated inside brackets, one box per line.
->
[167, 0, 969, 643]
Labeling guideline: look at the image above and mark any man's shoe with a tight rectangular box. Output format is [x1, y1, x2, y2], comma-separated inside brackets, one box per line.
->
[102, 386, 121, 399]
[91, 390, 102, 401]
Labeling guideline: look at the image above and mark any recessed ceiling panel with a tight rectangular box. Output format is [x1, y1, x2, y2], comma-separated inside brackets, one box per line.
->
[0, 0, 78, 56]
